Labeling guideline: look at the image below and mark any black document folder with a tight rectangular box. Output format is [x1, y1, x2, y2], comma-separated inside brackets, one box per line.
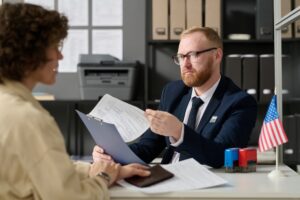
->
[225, 54, 242, 88]
[256, 0, 273, 40]
[259, 54, 274, 103]
[296, 114, 300, 163]
[282, 55, 292, 100]
[283, 115, 297, 164]
[242, 54, 258, 100]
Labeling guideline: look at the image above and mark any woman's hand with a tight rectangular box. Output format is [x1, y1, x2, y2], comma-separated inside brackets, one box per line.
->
[89, 161, 120, 187]
[118, 163, 151, 180]
[92, 145, 114, 163]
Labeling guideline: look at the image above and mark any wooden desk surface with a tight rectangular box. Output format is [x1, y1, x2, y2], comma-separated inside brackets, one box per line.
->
[110, 165, 300, 200]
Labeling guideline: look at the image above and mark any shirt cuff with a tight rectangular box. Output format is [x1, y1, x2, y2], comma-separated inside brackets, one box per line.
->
[170, 124, 185, 147]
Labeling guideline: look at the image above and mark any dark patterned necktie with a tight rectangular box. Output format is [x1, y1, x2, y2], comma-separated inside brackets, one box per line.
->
[187, 97, 204, 130]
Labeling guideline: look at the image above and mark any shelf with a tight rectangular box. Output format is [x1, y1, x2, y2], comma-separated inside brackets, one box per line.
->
[223, 39, 273, 43]
[275, 6, 300, 30]
[148, 38, 300, 45]
[147, 40, 179, 45]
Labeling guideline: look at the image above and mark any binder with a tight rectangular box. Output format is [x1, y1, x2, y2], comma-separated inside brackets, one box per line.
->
[170, 0, 186, 40]
[256, 0, 274, 40]
[294, 0, 300, 38]
[186, 0, 202, 29]
[225, 54, 242, 88]
[259, 54, 274, 103]
[152, 0, 169, 40]
[76, 110, 146, 165]
[224, 0, 256, 40]
[281, 0, 292, 38]
[295, 114, 300, 162]
[283, 115, 297, 163]
[242, 55, 258, 100]
[282, 55, 292, 100]
[205, 0, 221, 35]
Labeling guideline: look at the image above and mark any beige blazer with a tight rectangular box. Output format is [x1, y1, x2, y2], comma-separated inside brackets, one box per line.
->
[0, 79, 109, 200]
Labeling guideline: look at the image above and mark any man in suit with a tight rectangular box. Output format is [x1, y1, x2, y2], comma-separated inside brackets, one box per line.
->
[93, 27, 257, 168]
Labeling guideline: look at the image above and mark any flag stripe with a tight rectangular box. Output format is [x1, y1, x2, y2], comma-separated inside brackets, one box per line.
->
[277, 120, 288, 142]
[266, 123, 276, 146]
[270, 121, 281, 144]
[262, 127, 269, 151]
[260, 134, 267, 152]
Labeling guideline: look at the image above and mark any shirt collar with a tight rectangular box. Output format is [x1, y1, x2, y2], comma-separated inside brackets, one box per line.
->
[191, 78, 221, 103]
[0, 79, 43, 110]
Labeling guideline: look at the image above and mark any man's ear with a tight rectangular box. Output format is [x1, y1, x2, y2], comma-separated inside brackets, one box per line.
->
[215, 48, 223, 63]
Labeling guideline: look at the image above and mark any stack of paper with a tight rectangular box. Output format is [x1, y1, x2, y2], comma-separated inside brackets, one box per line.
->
[118, 159, 228, 193]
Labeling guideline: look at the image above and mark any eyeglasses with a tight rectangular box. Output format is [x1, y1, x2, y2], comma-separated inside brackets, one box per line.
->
[172, 47, 217, 66]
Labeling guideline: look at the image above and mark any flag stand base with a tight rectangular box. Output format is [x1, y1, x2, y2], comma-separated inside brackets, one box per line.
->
[268, 169, 285, 179]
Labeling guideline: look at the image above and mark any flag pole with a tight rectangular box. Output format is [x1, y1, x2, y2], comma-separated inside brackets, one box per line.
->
[268, 88, 285, 179]
[268, 147, 285, 178]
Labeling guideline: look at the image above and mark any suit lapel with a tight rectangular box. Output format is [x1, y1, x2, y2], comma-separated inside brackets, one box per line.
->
[173, 89, 192, 121]
[196, 76, 228, 133]
[196, 95, 221, 133]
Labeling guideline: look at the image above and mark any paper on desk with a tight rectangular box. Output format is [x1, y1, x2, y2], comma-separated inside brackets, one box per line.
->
[118, 158, 228, 193]
[76, 110, 146, 165]
[89, 94, 149, 142]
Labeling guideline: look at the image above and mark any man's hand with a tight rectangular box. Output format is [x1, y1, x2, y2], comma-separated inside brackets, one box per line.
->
[144, 109, 183, 140]
[92, 145, 114, 163]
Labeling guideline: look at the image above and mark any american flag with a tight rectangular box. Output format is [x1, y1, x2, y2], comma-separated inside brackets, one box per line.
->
[258, 95, 288, 152]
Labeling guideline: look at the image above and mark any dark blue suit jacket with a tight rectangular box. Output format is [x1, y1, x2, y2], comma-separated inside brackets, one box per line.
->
[130, 76, 257, 168]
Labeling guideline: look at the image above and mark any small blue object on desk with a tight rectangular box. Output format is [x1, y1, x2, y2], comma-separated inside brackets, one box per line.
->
[224, 147, 257, 173]
[224, 148, 239, 172]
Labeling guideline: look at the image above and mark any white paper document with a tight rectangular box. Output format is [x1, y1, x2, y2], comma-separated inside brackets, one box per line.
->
[118, 159, 228, 193]
[88, 94, 149, 142]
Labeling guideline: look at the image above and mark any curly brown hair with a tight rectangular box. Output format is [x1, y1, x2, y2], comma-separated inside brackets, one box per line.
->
[0, 3, 68, 83]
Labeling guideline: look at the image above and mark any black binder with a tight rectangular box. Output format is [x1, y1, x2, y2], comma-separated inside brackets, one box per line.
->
[296, 114, 300, 163]
[283, 115, 297, 164]
[242, 54, 258, 100]
[282, 55, 292, 101]
[225, 54, 242, 88]
[259, 54, 274, 103]
[256, 0, 274, 40]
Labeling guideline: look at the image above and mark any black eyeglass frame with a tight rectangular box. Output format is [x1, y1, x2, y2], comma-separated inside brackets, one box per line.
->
[172, 47, 218, 65]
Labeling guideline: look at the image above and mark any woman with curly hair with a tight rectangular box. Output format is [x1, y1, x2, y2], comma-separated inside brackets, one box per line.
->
[0, 3, 149, 200]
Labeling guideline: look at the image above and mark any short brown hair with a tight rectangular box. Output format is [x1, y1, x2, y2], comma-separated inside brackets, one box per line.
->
[0, 3, 68, 83]
[180, 27, 223, 49]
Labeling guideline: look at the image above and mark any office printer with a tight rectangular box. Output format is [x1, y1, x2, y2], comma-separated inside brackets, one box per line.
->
[78, 54, 138, 100]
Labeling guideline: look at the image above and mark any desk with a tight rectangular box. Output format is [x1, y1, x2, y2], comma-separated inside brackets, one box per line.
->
[110, 165, 300, 200]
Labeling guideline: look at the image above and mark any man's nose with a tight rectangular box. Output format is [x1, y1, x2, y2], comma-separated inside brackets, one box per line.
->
[181, 56, 192, 67]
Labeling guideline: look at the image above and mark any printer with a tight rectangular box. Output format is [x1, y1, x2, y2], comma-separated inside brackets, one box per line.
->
[78, 54, 138, 100]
